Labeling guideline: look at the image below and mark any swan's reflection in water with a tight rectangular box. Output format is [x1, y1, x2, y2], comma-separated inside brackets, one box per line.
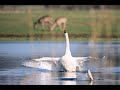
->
[59, 72, 93, 85]
[59, 72, 77, 85]
[20, 71, 93, 85]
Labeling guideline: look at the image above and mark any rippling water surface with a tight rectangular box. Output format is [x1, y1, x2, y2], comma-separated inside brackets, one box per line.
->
[0, 40, 120, 85]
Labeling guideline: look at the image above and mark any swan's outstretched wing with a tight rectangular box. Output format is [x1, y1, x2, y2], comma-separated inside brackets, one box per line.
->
[74, 57, 89, 61]
[33, 57, 60, 61]
[33, 57, 89, 62]
[74, 57, 90, 67]
[22, 57, 62, 71]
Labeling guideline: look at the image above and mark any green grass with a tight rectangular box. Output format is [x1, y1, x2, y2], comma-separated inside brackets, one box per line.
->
[0, 9, 120, 40]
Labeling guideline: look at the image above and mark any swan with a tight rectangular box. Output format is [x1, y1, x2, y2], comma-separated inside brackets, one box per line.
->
[59, 30, 93, 80]
[59, 30, 77, 72]
[22, 30, 93, 80]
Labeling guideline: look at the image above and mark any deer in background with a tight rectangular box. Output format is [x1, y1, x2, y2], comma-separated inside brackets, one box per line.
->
[33, 15, 53, 30]
[50, 16, 67, 31]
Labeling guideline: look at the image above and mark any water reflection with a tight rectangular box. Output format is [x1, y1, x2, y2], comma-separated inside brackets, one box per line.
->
[20, 71, 94, 85]
[20, 72, 59, 85]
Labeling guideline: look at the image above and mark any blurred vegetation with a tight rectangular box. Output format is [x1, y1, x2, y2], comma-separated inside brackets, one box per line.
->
[0, 5, 120, 40]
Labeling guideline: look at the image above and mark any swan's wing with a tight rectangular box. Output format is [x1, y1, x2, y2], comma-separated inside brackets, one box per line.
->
[74, 57, 89, 63]
[33, 57, 60, 62]
[33, 57, 90, 62]
[22, 57, 61, 71]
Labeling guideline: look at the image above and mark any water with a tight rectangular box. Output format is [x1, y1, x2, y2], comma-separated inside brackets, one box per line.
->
[0, 40, 120, 85]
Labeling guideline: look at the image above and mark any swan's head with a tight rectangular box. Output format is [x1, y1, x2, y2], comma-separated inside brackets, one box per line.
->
[64, 30, 68, 37]
[64, 30, 67, 33]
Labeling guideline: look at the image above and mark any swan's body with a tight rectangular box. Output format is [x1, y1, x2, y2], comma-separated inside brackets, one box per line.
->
[60, 54, 77, 72]
[59, 30, 93, 80]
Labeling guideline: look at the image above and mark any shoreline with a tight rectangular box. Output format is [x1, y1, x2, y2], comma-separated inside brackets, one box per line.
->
[0, 33, 119, 41]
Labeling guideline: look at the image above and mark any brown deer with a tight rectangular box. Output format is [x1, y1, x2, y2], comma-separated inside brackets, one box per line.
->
[50, 16, 67, 31]
[33, 15, 53, 30]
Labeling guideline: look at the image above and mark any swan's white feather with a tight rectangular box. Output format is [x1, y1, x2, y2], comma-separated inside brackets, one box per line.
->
[33, 57, 89, 61]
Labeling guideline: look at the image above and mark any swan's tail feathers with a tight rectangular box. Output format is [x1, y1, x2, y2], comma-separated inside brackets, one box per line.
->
[87, 69, 93, 81]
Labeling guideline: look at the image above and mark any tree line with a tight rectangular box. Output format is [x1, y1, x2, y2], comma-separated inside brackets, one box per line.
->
[0, 5, 120, 10]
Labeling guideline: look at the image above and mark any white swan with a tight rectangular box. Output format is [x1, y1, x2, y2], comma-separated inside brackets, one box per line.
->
[59, 30, 77, 72]
[59, 30, 93, 80]
[22, 30, 93, 80]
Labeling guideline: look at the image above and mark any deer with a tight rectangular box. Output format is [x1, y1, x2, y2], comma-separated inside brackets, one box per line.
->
[33, 15, 53, 30]
[50, 16, 67, 31]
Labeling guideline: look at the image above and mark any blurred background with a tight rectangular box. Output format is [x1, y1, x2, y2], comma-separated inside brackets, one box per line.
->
[0, 5, 120, 40]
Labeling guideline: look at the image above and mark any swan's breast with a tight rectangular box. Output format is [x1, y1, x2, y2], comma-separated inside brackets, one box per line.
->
[60, 55, 77, 72]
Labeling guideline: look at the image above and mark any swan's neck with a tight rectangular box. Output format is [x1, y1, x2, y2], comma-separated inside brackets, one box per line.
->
[65, 33, 72, 56]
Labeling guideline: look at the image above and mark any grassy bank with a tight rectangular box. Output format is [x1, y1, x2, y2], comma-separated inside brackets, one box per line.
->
[0, 8, 120, 40]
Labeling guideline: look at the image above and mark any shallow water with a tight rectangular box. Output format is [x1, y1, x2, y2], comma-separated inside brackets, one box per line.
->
[0, 40, 120, 85]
